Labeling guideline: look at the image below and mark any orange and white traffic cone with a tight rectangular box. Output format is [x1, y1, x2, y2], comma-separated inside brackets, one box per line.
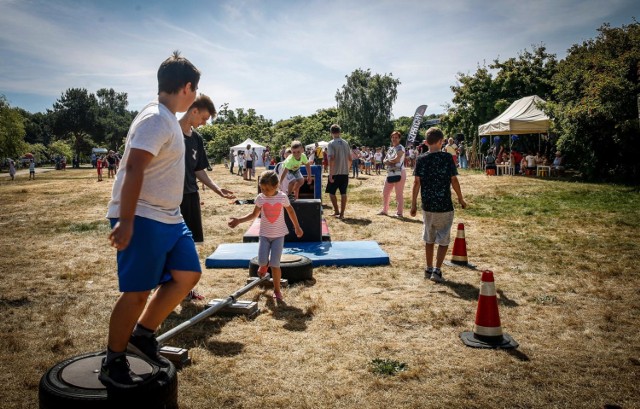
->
[445, 223, 476, 269]
[460, 270, 518, 349]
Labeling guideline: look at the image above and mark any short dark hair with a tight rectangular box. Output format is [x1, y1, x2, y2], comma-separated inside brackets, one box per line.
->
[158, 50, 201, 94]
[259, 170, 279, 187]
[330, 124, 341, 134]
[425, 127, 444, 145]
[189, 94, 216, 117]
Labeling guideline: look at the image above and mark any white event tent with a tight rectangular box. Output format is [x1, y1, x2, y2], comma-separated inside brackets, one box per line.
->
[229, 138, 266, 167]
[305, 140, 329, 151]
[478, 95, 550, 136]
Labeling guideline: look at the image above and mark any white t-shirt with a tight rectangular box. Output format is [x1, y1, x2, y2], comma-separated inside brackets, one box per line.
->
[256, 191, 291, 238]
[526, 155, 536, 167]
[106, 101, 185, 224]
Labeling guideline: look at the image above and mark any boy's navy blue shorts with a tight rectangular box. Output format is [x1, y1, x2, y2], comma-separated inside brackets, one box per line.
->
[110, 216, 202, 292]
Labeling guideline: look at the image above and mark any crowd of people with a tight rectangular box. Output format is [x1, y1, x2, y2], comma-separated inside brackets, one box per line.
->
[484, 146, 564, 176]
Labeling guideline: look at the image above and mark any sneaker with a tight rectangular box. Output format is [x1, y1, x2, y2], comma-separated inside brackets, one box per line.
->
[127, 334, 171, 368]
[257, 265, 269, 278]
[98, 356, 143, 388]
[425, 267, 434, 279]
[184, 289, 205, 301]
[430, 268, 444, 283]
[272, 291, 284, 301]
[288, 194, 296, 202]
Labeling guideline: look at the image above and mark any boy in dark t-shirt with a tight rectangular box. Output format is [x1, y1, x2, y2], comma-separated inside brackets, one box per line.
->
[410, 127, 466, 283]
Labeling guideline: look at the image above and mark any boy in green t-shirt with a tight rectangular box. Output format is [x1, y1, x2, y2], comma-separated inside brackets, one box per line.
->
[279, 140, 312, 200]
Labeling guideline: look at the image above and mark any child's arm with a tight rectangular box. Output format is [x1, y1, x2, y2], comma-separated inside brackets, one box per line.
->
[279, 168, 289, 185]
[305, 161, 312, 184]
[228, 205, 261, 228]
[284, 205, 304, 238]
[451, 176, 467, 209]
[109, 148, 154, 251]
[410, 176, 421, 217]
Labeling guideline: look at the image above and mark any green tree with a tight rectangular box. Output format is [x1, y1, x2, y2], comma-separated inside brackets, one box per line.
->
[49, 88, 99, 158]
[0, 95, 28, 161]
[48, 140, 73, 161]
[547, 21, 640, 182]
[95, 88, 136, 150]
[335, 69, 400, 147]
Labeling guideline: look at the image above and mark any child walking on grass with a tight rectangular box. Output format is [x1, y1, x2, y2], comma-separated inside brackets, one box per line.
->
[228, 170, 303, 301]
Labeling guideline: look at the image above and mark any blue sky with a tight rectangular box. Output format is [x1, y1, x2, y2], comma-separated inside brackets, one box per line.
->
[0, 0, 637, 121]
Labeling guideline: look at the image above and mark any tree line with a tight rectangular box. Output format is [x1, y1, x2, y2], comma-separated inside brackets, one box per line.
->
[1, 21, 637, 182]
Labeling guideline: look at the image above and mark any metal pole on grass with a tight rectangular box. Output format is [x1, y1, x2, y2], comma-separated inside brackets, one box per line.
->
[157, 275, 269, 344]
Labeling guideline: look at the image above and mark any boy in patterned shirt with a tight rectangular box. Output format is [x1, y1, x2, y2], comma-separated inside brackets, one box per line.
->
[410, 127, 466, 282]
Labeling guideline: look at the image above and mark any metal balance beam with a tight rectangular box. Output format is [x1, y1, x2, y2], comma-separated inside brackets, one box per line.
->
[157, 275, 273, 367]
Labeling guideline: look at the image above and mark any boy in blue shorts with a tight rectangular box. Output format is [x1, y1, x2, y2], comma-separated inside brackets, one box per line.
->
[410, 127, 467, 283]
[100, 51, 202, 388]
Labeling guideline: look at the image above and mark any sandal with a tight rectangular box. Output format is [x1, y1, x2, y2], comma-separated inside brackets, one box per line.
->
[272, 291, 284, 301]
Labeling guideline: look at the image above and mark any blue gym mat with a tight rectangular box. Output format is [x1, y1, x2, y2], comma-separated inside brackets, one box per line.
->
[205, 241, 390, 268]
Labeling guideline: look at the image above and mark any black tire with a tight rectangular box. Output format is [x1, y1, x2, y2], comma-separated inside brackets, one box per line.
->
[39, 351, 178, 409]
[249, 255, 313, 283]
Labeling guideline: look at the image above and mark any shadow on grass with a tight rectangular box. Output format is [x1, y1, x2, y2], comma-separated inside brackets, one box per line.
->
[504, 348, 530, 362]
[162, 302, 246, 356]
[440, 281, 519, 307]
[339, 217, 372, 226]
[265, 299, 314, 332]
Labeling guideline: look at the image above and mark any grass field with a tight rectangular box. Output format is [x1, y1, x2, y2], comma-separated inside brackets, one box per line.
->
[1, 165, 639, 408]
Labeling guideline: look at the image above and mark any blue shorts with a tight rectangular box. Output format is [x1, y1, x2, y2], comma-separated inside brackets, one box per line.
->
[110, 216, 202, 292]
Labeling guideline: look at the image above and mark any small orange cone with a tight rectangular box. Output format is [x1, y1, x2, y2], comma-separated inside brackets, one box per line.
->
[460, 270, 518, 349]
[446, 223, 476, 269]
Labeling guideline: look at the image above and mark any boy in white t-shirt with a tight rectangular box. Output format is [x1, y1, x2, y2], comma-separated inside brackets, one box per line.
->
[100, 52, 202, 388]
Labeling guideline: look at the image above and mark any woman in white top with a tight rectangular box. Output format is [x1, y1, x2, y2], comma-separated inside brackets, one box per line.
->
[378, 131, 406, 217]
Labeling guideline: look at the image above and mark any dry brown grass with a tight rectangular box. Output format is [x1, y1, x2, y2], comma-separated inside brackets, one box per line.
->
[1, 165, 639, 408]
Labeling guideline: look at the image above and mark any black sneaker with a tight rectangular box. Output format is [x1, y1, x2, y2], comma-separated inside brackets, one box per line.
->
[425, 267, 434, 279]
[98, 356, 143, 388]
[430, 268, 444, 283]
[127, 334, 171, 368]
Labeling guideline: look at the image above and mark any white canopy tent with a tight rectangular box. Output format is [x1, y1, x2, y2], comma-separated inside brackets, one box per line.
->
[305, 140, 329, 151]
[229, 138, 266, 167]
[478, 95, 550, 136]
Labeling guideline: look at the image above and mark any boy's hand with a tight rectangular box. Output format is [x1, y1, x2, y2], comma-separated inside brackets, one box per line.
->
[109, 220, 133, 251]
[306, 175, 312, 184]
[458, 197, 467, 209]
[220, 188, 236, 199]
[228, 218, 240, 228]
[328, 175, 334, 183]
[410, 204, 417, 217]
[295, 226, 304, 238]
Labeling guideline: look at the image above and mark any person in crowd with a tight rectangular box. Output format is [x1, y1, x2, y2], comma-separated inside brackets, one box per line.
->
[458, 142, 468, 169]
[410, 127, 466, 283]
[228, 150, 235, 174]
[8, 160, 16, 180]
[101, 51, 202, 388]
[322, 147, 328, 173]
[97, 155, 104, 182]
[237, 150, 245, 176]
[29, 159, 35, 180]
[378, 131, 407, 217]
[525, 151, 537, 175]
[374, 147, 383, 175]
[314, 142, 323, 166]
[325, 124, 351, 218]
[511, 149, 522, 174]
[485, 149, 497, 173]
[244, 144, 253, 181]
[552, 151, 564, 176]
[445, 137, 458, 166]
[228, 170, 303, 301]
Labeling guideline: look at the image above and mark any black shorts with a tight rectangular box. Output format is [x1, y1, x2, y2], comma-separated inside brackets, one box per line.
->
[180, 192, 203, 243]
[325, 174, 349, 195]
[246, 160, 253, 170]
